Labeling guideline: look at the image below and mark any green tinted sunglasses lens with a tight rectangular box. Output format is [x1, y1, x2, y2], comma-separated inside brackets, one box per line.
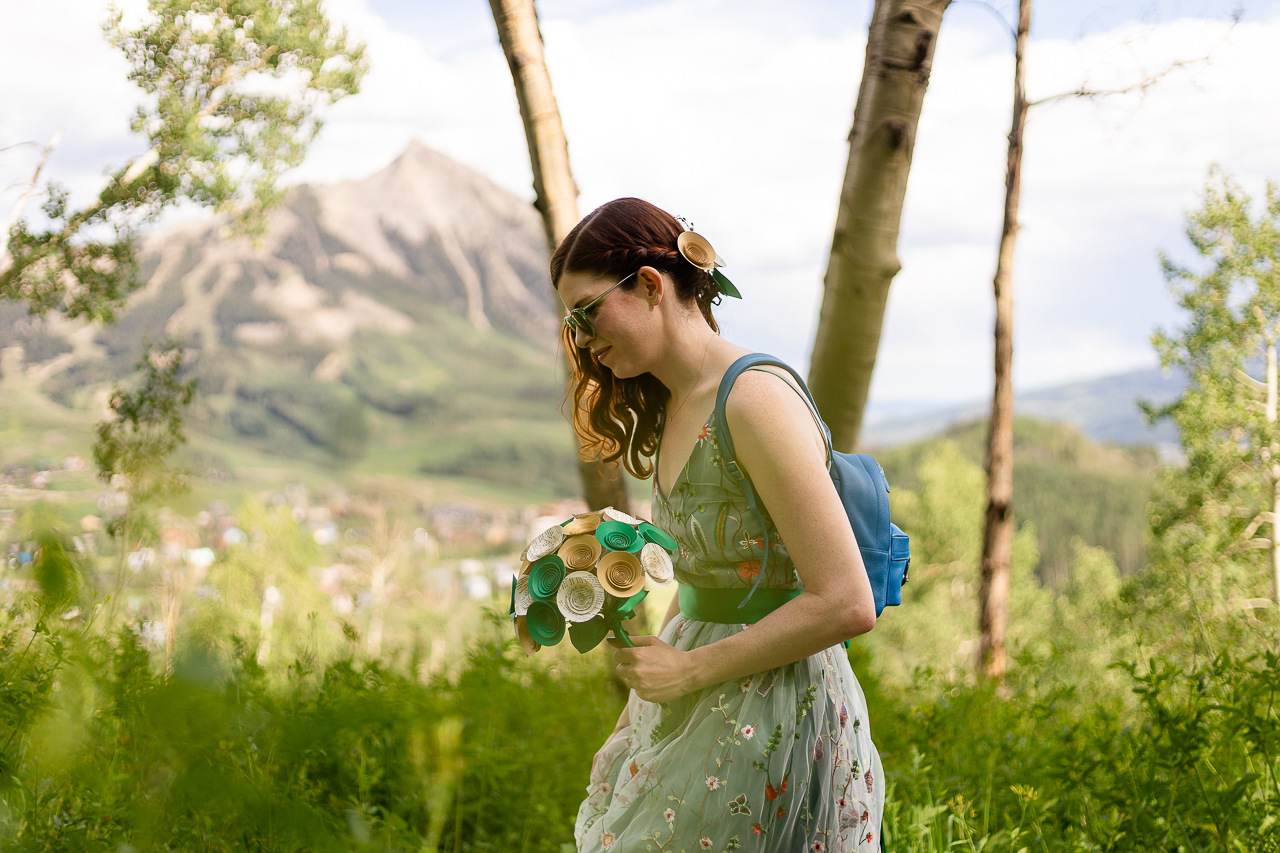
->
[565, 310, 593, 338]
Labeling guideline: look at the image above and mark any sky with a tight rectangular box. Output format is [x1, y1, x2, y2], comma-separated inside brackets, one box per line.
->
[3, 0, 1280, 415]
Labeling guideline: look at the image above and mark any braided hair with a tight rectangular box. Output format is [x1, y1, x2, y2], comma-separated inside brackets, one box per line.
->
[550, 198, 722, 480]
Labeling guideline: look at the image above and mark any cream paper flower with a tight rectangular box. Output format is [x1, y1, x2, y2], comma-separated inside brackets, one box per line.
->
[525, 524, 566, 562]
[556, 570, 607, 622]
[513, 576, 533, 616]
[639, 542, 674, 585]
[602, 506, 643, 526]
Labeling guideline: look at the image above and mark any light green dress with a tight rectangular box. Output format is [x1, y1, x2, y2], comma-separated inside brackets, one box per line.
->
[574, 377, 884, 853]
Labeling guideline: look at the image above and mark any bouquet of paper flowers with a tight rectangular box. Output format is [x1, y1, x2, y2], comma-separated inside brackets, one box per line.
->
[509, 506, 679, 655]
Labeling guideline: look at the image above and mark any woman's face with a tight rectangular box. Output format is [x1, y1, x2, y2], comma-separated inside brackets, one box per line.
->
[557, 268, 660, 379]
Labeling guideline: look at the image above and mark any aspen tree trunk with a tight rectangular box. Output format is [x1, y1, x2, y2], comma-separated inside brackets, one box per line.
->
[808, 0, 952, 451]
[977, 0, 1031, 682]
[489, 0, 630, 512]
[1267, 339, 1280, 602]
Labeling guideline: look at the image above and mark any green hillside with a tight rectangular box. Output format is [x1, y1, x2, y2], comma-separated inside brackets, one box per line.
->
[878, 416, 1158, 587]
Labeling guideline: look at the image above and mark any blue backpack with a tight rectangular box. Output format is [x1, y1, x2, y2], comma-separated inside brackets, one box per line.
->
[712, 353, 910, 617]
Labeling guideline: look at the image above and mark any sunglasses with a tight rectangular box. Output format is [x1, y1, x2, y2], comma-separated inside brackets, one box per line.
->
[562, 271, 637, 340]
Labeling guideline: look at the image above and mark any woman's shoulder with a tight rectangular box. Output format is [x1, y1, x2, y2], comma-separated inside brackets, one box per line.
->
[722, 361, 824, 456]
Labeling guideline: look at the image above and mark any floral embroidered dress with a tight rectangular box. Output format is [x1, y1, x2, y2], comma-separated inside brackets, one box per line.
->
[574, 371, 884, 853]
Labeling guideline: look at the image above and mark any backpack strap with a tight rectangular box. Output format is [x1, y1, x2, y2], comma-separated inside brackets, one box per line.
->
[711, 353, 830, 608]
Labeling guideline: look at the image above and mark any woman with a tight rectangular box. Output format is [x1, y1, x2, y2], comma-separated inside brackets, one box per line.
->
[555, 198, 882, 852]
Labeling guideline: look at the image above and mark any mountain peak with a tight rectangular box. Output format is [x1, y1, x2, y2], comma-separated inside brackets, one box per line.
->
[132, 141, 557, 351]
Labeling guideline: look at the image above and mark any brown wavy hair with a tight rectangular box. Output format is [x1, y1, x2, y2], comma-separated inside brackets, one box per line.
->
[551, 198, 720, 479]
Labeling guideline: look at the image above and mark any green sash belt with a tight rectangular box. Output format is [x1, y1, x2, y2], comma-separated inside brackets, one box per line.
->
[679, 585, 802, 624]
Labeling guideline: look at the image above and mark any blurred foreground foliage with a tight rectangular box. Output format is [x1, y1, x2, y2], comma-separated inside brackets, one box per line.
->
[2, 520, 1279, 852]
[0, 565, 616, 852]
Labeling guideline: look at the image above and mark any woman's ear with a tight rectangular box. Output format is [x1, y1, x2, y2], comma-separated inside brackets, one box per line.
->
[637, 266, 664, 306]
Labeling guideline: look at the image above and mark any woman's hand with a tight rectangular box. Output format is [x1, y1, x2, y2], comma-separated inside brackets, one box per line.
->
[612, 635, 703, 704]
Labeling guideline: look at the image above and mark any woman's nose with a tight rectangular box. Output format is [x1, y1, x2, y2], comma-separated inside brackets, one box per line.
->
[573, 324, 593, 348]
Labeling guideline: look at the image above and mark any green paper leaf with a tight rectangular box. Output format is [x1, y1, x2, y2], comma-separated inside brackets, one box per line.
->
[711, 268, 742, 299]
[569, 617, 609, 654]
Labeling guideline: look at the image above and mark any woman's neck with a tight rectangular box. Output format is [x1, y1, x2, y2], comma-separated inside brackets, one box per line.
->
[650, 324, 732, 411]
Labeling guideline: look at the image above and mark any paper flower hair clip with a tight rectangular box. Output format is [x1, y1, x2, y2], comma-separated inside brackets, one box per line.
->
[675, 218, 742, 300]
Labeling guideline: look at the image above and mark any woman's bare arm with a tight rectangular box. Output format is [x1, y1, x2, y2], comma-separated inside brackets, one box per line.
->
[614, 370, 876, 703]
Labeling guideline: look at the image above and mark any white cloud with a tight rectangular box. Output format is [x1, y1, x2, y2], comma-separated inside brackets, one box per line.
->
[5, 0, 1279, 411]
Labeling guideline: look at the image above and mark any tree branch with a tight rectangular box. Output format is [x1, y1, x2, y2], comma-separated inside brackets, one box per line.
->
[1028, 19, 1237, 108]
[1, 130, 61, 273]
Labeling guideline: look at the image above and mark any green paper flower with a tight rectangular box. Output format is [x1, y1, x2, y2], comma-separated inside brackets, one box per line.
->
[638, 522, 677, 552]
[525, 600, 565, 646]
[596, 520, 643, 553]
[527, 554, 566, 601]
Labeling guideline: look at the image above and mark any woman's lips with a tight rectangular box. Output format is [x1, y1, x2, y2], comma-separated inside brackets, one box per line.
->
[594, 346, 611, 361]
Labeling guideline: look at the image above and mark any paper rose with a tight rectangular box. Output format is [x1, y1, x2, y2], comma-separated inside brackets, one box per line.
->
[525, 524, 566, 562]
[638, 521, 678, 551]
[557, 533, 603, 570]
[640, 542, 674, 585]
[562, 512, 603, 535]
[514, 615, 540, 656]
[602, 506, 644, 526]
[595, 520, 644, 554]
[513, 575, 533, 615]
[597, 550, 646, 597]
[527, 554, 566, 601]
[557, 571, 607, 622]
[525, 599, 566, 646]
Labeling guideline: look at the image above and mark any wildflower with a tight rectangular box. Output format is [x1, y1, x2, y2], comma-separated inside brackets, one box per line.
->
[766, 775, 789, 801]
[777, 807, 787, 818]
[839, 702, 848, 729]
[700, 837, 713, 850]
[706, 775, 722, 790]
[630, 761, 639, 777]
[738, 537, 762, 550]
[599, 782, 611, 795]
[697, 424, 712, 441]
[741, 724, 755, 739]
[837, 797, 847, 810]
[1011, 784, 1039, 802]
[737, 561, 761, 581]
[861, 810, 869, 823]
[602, 833, 614, 849]
[863, 770, 874, 794]
[664, 808, 676, 824]
[752, 823, 763, 836]
[811, 842, 825, 852]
